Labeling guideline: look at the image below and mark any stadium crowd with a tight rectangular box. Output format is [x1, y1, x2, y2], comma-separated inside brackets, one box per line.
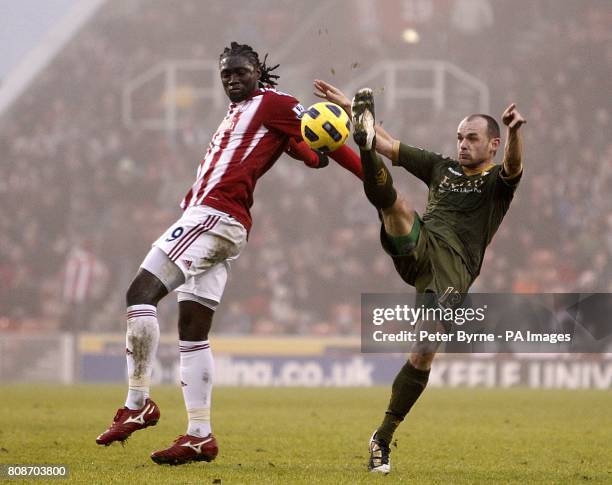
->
[1, 0, 610, 335]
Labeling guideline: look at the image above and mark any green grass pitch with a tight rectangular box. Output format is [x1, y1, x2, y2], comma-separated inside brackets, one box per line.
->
[0, 385, 610, 484]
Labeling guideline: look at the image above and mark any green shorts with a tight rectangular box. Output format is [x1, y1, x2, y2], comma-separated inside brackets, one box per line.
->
[380, 215, 473, 298]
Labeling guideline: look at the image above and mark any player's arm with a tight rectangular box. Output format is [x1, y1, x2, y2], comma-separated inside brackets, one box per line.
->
[392, 143, 443, 186]
[265, 90, 363, 179]
[501, 103, 526, 181]
[372, 120, 446, 186]
[287, 139, 362, 178]
[286, 137, 329, 168]
[263, 93, 326, 168]
[373, 124, 397, 161]
[313, 80, 392, 171]
[328, 144, 363, 179]
[313, 79, 352, 116]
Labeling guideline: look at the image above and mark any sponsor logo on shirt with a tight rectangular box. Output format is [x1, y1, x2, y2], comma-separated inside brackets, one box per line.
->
[438, 175, 486, 194]
[292, 103, 306, 119]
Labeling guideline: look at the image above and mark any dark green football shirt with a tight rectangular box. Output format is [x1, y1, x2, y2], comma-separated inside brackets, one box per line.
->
[395, 143, 521, 278]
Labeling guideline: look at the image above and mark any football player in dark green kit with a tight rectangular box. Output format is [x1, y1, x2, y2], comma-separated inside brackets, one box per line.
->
[314, 80, 526, 474]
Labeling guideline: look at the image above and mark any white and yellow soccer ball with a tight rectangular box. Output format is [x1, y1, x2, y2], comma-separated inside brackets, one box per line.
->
[300, 102, 351, 152]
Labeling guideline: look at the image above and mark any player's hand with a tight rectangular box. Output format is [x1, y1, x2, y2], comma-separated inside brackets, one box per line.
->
[502, 103, 526, 131]
[286, 137, 328, 168]
[315, 150, 329, 168]
[313, 80, 351, 116]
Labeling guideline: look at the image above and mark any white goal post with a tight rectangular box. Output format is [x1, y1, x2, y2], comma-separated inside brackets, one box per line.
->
[121, 59, 490, 135]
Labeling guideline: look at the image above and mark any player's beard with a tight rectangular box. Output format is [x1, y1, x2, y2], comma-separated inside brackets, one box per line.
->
[226, 88, 246, 102]
[459, 159, 482, 169]
[226, 84, 257, 103]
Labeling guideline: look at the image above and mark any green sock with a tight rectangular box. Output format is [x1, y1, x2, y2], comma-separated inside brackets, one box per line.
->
[376, 361, 430, 444]
[360, 149, 397, 210]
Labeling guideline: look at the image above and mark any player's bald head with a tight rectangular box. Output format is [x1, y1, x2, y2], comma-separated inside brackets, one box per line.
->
[463, 114, 500, 140]
[457, 114, 501, 164]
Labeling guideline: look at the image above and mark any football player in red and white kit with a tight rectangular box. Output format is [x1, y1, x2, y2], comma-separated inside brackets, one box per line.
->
[95, 42, 362, 465]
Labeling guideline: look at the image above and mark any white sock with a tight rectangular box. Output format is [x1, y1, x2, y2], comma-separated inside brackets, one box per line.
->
[179, 340, 213, 437]
[124, 304, 160, 410]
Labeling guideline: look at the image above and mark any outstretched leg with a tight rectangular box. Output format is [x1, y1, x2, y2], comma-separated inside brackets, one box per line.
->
[96, 248, 184, 446]
[352, 88, 397, 211]
[352, 88, 430, 473]
[123, 247, 185, 409]
[123, 269, 167, 410]
[352, 88, 415, 234]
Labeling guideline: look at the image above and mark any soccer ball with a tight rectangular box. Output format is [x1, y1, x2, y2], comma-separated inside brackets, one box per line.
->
[300, 102, 350, 152]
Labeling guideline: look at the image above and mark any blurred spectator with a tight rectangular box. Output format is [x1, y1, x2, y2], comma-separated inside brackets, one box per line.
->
[60, 239, 110, 332]
[0, 0, 610, 335]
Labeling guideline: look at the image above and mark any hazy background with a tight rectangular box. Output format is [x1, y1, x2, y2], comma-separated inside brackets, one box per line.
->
[0, 0, 77, 79]
[1, 0, 610, 340]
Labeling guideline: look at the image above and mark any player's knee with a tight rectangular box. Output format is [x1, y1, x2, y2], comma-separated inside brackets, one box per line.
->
[382, 197, 415, 237]
[382, 196, 411, 219]
[126, 269, 168, 307]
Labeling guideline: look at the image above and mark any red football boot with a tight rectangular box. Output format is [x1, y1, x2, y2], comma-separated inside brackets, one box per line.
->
[96, 398, 160, 446]
[150, 434, 218, 465]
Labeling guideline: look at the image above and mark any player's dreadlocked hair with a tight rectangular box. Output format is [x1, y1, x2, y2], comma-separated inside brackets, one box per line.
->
[219, 42, 280, 88]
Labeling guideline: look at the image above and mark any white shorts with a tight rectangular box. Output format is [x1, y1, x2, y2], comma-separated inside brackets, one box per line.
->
[151, 206, 247, 304]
